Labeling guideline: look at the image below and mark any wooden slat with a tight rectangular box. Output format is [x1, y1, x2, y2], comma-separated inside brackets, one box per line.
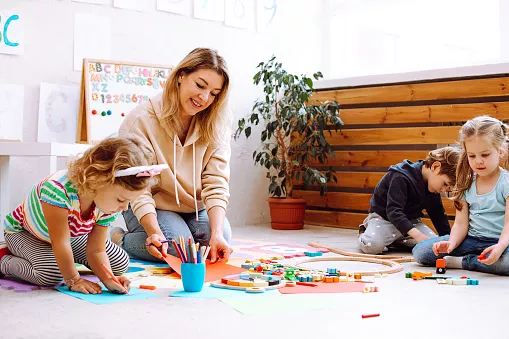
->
[310, 150, 429, 167]
[311, 77, 509, 105]
[294, 171, 385, 189]
[325, 126, 460, 145]
[304, 210, 453, 231]
[294, 190, 372, 210]
[338, 102, 509, 125]
[294, 190, 456, 216]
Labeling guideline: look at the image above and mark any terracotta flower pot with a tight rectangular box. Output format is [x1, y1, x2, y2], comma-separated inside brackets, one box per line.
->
[267, 197, 306, 230]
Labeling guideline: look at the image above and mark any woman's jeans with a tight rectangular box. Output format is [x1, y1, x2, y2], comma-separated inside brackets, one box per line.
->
[120, 208, 232, 262]
[413, 234, 509, 276]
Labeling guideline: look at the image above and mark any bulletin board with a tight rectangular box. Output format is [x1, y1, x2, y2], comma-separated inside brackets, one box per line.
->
[77, 59, 173, 144]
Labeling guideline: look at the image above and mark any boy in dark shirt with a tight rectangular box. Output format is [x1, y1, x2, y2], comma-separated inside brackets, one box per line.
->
[358, 146, 461, 254]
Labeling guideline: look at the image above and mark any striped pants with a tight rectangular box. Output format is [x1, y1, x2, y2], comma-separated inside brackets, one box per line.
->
[0, 231, 130, 286]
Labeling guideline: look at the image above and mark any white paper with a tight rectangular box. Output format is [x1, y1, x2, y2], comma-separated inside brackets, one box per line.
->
[72, 0, 112, 5]
[0, 85, 24, 141]
[73, 13, 111, 71]
[256, 0, 278, 32]
[156, 0, 192, 16]
[224, 0, 254, 29]
[193, 0, 225, 22]
[0, 11, 24, 55]
[37, 83, 80, 144]
[114, 0, 154, 12]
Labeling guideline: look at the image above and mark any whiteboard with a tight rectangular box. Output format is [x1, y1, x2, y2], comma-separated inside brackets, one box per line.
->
[79, 59, 172, 143]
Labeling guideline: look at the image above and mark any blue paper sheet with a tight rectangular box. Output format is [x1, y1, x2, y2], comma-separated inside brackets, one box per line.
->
[170, 285, 280, 299]
[56, 286, 158, 304]
[129, 259, 169, 268]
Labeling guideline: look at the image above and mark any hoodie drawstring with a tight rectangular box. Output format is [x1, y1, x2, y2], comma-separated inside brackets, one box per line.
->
[173, 135, 199, 221]
[174, 135, 180, 207]
[193, 143, 198, 221]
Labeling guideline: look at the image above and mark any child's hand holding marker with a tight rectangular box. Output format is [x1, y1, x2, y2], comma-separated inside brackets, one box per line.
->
[145, 234, 169, 259]
[101, 263, 131, 294]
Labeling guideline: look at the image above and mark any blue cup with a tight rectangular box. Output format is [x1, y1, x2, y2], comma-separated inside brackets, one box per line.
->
[181, 263, 206, 292]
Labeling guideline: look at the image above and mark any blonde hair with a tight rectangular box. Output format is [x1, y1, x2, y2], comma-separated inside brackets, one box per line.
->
[68, 137, 155, 196]
[162, 47, 230, 147]
[424, 145, 461, 187]
[453, 115, 509, 210]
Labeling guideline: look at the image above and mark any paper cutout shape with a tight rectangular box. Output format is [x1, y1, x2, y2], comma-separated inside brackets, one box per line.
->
[0, 277, 54, 293]
[56, 286, 158, 304]
[278, 281, 366, 294]
[164, 255, 246, 282]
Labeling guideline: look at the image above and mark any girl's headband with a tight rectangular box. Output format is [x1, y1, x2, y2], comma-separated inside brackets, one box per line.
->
[114, 164, 169, 178]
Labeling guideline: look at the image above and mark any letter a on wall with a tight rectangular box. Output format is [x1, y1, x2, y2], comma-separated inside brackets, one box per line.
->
[0, 11, 24, 55]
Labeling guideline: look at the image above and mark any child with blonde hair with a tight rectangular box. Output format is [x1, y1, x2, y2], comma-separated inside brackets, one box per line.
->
[0, 137, 165, 293]
[413, 116, 509, 275]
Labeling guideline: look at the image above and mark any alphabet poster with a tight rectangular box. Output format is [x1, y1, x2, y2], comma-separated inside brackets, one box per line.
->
[37, 83, 80, 143]
[0, 11, 24, 55]
[77, 59, 172, 143]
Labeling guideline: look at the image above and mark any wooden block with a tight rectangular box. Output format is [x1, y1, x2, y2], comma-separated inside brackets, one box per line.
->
[253, 279, 269, 287]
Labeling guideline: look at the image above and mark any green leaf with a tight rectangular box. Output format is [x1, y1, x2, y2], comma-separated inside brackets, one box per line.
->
[275, 186, 282, 197]
[245, 126, 251, 138]
[269, 181, 278, 193]
[292, 160, 300, 166]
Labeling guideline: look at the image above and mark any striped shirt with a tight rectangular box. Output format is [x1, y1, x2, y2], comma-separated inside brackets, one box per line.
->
[3, 170, 118, 243]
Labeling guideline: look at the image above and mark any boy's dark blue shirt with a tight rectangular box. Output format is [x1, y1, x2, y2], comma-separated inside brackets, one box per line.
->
[369, 160, 450, 236]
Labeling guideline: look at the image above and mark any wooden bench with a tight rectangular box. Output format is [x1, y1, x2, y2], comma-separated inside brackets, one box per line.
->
[294, 74, 509, 233]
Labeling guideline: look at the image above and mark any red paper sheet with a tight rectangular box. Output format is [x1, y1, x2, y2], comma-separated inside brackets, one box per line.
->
[164, 255, 246, 282]
[279, 282, 366, 294]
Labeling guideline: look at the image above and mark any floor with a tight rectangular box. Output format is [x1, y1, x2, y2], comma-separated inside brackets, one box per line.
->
[1, 224, 507, 339]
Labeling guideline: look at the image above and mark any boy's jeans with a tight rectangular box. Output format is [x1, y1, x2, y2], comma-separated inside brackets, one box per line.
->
[413, 234, 509, 275]
[120, 208, 232, 262]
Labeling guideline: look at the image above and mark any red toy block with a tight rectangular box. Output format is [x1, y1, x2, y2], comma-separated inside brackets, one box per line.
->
[436, 258, 446, 268]
[478, 253, 486, 260]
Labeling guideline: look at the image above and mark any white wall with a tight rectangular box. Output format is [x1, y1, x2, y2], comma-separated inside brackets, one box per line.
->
[0, 0, 326, 229]
[326, 0, 503, 79]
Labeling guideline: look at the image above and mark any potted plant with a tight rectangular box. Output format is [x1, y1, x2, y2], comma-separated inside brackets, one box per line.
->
[234, 56, 343, 230]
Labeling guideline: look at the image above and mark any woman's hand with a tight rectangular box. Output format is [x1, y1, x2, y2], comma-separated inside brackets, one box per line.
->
[104, 275, 131, 294]
[478, 244, 505, 265]
[145, 234, 168, 260]
[69, 278, 103, 295]
[432, 240, 457, 256]
[208, 234, 233, 263]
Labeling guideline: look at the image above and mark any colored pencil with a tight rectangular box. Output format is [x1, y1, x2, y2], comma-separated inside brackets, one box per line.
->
[171, 239, 185, 262]
[203, 246, 211, 262]
[101, 263, 129, 295]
